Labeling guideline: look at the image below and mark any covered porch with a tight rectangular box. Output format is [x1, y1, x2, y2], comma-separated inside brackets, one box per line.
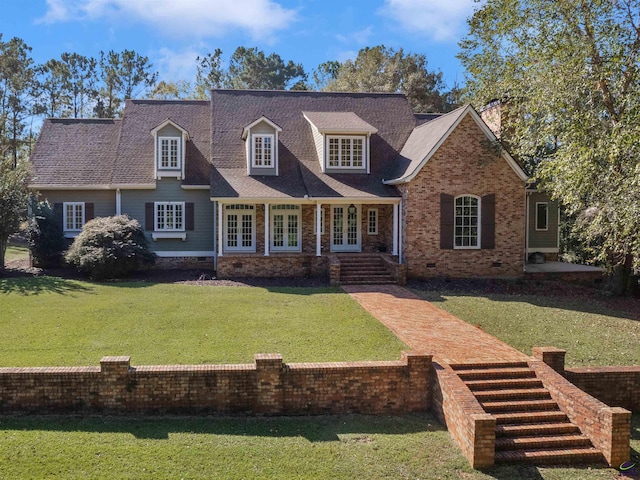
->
[213, 198, 403, 280]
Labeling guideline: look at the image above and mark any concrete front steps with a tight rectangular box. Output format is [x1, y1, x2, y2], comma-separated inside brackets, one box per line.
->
[337, 254, 397, 285]
[451, 362, 605, 465]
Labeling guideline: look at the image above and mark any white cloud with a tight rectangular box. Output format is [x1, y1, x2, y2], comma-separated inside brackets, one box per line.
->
[336, 26, 373, 46]
[380, 0, 476, 42]
[155, 46, 202, 82]
[38, 0, 298, 40]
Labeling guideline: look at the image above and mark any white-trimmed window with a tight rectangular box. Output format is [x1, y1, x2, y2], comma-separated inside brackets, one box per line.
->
[327, 136, 364, 168]
[271, 204, 301, 251]
[224, 204, 255, 252]
[159, 137, 180, 169]
[368, 208, 378, 235]
[315, 207, 325, 235]
[155, 202, 184, 231]
[536, 202, 549, 231]
[252, 134, 274, 168]
[454, 195, 480, 249]
[64, 202, 85, 231]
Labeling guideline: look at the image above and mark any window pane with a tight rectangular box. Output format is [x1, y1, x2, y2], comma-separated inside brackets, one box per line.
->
[288, 214, 298, 247]
[454, 196, 479, 247]
[273, 214, 284, 247]
[340, 138, 351, 167]
[227, 214, 238, 247]
[537, 203, 548, 229]
[329, 138, 339, 167]
[352, 138, 363, 167]
[241, 214, 253, 247]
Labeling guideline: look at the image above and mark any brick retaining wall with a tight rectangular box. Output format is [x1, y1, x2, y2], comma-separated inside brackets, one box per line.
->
[0, 352, 431, 415]
[565, 367, 640, 412]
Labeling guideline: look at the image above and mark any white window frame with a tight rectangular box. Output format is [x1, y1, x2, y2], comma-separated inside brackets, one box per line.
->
[454, 195, 481, 250]
[154, 202, 185, 232]
[368, 208, 378, 235]
[158, 136, 181, 171]
[535, 202, 549, 231]
[252, 134, 274, 168]
[224, 204, 256, 253]
[325, 135, 365, 169]
[315, 207, 325, 235]
[270, 205, 302, 252]
[63, 202, 85, 232]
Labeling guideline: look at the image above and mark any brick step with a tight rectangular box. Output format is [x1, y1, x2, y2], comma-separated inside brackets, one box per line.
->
[493, 411, 569, 425]
[450, 362, 529, 370]
[340, 269, 391, 275]
[480, 399, 559, 413]
[473, 388, 551, 401]
[464, 378, 544, 391]
[495, 447, 604, 464]
[495, 434, 593, 451]
[455, 367, 536, 380]
[340, 279, 396, 285]
[496, 422, 582, 438]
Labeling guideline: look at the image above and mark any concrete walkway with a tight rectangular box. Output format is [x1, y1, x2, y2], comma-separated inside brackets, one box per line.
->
[342, 284, 528, 365]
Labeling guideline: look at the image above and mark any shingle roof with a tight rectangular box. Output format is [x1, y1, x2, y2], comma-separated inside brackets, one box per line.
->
[112, 99, 211, 185]
[211, 89, 416, 199]
[30, 118, 121, 186]
[387, 105, 470, 184]
[303, 111, 378, 133]
[387, 105, 528, 184]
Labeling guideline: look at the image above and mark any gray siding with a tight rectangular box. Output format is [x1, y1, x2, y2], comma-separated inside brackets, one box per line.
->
[528, 192, 559, 250]
[121, 179, 214, 254]
[38, 190, 116, 220]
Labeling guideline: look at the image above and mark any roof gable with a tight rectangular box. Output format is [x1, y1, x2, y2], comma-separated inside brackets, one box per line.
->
[150, 118, 189, 138]
[385, 105, 528, 184]
[241, 116, 282, 139]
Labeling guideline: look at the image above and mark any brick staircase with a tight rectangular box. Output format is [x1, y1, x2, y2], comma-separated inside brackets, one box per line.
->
[450, 362, 605, 465]
[337, 254, 397, 285]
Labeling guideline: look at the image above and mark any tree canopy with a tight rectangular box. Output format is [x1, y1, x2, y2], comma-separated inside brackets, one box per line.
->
[459, 0, 640, 292]
[0, 156, 30, 272]
[320, 45, 454, 112]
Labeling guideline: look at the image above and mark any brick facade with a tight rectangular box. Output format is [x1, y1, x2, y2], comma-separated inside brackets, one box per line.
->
[401, 115, 525, 279]
[431, 362, 496, 469]
[0, 352, 431, 415]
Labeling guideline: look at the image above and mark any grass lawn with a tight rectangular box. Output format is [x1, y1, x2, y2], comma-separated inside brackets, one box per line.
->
[4, 244, 29, 263]
[413, 289, 640, 367]
[0, 413, 637, 479]
[0, 277, 406, 367]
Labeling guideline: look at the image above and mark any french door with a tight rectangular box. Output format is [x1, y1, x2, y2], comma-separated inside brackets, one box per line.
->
[331, 205, 361, 252]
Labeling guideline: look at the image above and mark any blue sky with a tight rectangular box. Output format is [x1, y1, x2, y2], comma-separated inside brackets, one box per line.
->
[2, 0, 477, 90]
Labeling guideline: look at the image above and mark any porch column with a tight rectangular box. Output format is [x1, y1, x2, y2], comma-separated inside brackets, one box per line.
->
[399, 203, 403, 264]
[316, 203, 322, 256]
[115, 188, 121, 215]
[217, 202, 223, 257]
[392, 203, 399, 256]
[264, 203, 270, 256]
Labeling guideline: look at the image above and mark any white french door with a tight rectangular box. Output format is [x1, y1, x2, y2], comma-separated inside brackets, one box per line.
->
[331, 205, 361, 252]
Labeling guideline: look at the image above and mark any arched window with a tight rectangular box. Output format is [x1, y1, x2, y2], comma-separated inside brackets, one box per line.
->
[454, 195, 480, 248]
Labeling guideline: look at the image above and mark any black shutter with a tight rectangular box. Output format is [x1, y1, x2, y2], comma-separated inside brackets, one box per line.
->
[53, 203, 63, 228]
[481, 194, 495, 249]
[85, 203, 94, 222]
[185, 203, 195, 231]
[440, 193, 454, 249]
[145, 203, 154, 231]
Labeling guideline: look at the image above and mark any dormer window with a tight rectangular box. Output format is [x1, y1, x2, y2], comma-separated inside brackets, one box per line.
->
[242, 116, 282, 176]
[303, 111, 377, 174]
[327, 136, 364, 168]
[160, 137, 180, 169]
[151, 119, 188, 180]
[253, 134, 274, 168]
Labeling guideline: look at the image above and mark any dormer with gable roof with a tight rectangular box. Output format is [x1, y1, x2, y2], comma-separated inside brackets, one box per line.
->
[242, 116, 282, 176]
[303, 111, 378, 174]
[151, 118, 189, 180]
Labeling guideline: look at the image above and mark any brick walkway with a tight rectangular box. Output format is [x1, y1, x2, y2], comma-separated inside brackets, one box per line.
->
[342, 285, 528, 365]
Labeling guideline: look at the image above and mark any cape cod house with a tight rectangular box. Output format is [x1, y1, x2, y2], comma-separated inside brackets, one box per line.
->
[30, 89, 553, 283]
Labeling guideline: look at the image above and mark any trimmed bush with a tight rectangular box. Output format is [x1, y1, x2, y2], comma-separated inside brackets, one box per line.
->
[65, 215, 156, 279]
[26, 200, 66, 268]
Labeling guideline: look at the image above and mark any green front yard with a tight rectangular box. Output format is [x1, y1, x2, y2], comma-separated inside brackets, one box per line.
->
[1, 276, 639, 478]
[414, 289, 640, 367]
[0, 413, 637, 479]
[4, 244, 29, 263]
[0, 278, 406, 367]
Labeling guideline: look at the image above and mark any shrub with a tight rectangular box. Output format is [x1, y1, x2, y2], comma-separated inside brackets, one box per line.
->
[26, 200, 66, 268]
[65, 215, 156, 279]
